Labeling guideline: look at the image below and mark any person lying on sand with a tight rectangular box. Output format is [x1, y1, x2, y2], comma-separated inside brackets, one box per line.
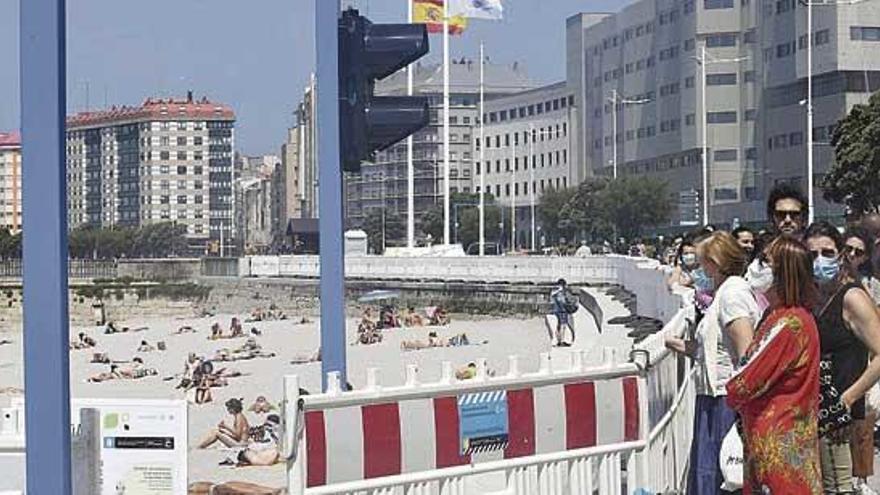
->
[213, 348, 276, 362]
[290, 348, 321, 365]
[209, 322, 223, 340]
[172, 325, 197, 335]
[221, 414, 282, 467]
[377, 305, 401, 330]
[248, 396, 276, 414]
[91, 352, 110, 364]
[137, 340, 155, 352]
[88, 363, 157, 382]
[401, 331, 445, 351]
[455, 362, 478, 380]
[198, 398, 250, 449]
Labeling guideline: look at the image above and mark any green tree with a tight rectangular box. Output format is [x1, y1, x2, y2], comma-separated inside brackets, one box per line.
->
[457, 203, 502, 252]
[822, 92, 880, 214]
[363, 209, 404, 254]
[560, 178, 614, 242]
[0, 228, 21, 259]
[538, 186, 578, 245]
[598, 177, 672, 239]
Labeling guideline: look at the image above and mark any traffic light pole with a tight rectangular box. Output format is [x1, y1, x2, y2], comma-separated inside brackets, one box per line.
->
[21, 0, 73, 492]
[316, 0, 347, 391]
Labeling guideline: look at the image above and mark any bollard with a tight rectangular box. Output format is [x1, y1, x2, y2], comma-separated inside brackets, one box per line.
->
[405, 365, 419, 387]
[507, 355, 520, 378]
[326, 371, 342, 395]
[440, 361, 454, 384]
[538, 352, 552, 375]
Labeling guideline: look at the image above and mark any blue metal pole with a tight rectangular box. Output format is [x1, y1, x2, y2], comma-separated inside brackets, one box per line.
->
[20, 0, 72, 492]
[316, 0, 347, 391]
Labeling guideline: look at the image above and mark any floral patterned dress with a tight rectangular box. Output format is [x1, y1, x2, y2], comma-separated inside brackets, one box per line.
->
[726, 307, 822, 494]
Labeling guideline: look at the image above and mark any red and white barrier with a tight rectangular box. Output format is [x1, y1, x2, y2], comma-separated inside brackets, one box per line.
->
[300, 374, 641, 488]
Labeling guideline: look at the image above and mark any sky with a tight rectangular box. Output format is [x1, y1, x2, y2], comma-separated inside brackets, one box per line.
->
[0, 0, 623, 155]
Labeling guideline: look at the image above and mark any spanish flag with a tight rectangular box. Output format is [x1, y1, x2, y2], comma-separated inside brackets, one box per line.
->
[413, 0, 468, 35]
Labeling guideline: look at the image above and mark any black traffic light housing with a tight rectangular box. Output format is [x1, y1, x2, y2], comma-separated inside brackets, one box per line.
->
[338, 9, 431, 173]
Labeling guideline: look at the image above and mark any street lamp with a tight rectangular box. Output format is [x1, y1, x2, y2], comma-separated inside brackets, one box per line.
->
[798, 0, 869, 223]
[606, 90, 651, 179]
[690, 48, 749, 226]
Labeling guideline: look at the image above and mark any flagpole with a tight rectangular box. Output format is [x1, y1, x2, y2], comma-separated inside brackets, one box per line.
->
[406, 0, 415, 249]
[478, 40, 485, 256]
[442, 2, 451, 246]
[510, 141, 515, 252]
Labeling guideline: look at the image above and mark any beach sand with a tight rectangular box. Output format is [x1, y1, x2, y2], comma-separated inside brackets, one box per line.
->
[0, 287, 637, 490]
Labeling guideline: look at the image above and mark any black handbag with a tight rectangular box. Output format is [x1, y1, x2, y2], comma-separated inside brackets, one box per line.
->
[818, 355, 853, 437]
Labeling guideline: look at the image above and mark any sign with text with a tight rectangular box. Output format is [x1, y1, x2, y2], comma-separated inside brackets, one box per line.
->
[458, 391, 508, 455]
[73, 399, 187, 495]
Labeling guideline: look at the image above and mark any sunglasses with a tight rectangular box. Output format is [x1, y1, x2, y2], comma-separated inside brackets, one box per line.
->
[809, 248, 838, 260]
[773, 209, 803, 222]
[844, 245, 867, 257]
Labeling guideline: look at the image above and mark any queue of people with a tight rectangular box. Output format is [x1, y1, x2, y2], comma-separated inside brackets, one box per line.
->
[664, 183, 880, 494]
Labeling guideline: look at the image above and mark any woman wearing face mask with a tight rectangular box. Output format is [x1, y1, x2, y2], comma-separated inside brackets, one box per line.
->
[804, 221, 880, 494]
[744, 231, 778, 314]
[667, 238, 698, 288]
[726, 236, 822, 494]
[665, 231, 760, 494]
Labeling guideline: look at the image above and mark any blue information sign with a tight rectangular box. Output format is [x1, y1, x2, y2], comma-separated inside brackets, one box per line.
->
[458, 390, 509, 455]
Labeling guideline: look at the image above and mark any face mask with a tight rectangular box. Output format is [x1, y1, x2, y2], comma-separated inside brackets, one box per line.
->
[681, 253, 697, 268]
[813, 256, 840, 284]
[693, 267, 715, 293]
[746, 259, 773, 294]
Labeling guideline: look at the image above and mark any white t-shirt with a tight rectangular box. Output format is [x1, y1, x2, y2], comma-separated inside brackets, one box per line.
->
[694, 276, 762, 397]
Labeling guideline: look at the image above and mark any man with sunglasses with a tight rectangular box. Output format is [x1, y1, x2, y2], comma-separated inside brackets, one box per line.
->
[766, 183, 808, 237]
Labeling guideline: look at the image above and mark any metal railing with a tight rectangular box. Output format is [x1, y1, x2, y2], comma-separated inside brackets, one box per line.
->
[0, 259, 117, 280]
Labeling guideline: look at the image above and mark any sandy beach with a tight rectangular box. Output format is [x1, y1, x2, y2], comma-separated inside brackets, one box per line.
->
[0, 286, 637, 490]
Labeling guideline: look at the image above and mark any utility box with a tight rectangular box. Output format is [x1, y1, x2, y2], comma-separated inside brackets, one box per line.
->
[345, 230, 368, 257]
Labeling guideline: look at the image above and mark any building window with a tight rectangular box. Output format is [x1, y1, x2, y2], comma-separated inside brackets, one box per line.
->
[705, 33, 737, 47]
[177, 137, 187, 146]
[177, 166, 187, 175]
[685, 114, 696, 126]
[685, 76, 695, 88]
[706, 73, 737, 85]
[714, 188, 738, 200]
[789, 131, 804, 146]
[776, 42, 794, 58]
[177, 151, 187, 160]
[816, 29, 830, 46]
[195, 195, 203, 204]
[745, 109, 758, 121]
[704, 0, 734, 9]
[707, 111, 738, 124]
[177, 195, 187, 204]
[714, 149, 738, 161]
[684, 38, 695, 51]
[160, 151, 170, 160]
[744, 70, 756, 83]
[851, 27, 880, 41]
[743, 29, 757, 44]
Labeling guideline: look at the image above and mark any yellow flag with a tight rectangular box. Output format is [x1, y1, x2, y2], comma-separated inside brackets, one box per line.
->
[413, 0, 468, 35]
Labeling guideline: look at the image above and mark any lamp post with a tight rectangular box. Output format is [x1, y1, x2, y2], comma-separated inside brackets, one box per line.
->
[798, 0, 869, 223]
[690, 49, 749, 225]
[607, 90, 651, 179]
[526, 125, 565, 252]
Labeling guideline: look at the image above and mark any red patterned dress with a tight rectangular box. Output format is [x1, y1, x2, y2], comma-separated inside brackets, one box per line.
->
[726, 307, 822, 494]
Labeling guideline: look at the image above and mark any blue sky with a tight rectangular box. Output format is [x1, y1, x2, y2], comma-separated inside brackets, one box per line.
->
[1, 0, 622, 155]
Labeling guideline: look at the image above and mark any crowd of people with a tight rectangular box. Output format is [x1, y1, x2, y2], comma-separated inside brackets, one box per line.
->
[660, 183, 880, 494]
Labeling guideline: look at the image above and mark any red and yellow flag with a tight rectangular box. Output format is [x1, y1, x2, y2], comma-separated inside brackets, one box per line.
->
[413, 0, 468, 35]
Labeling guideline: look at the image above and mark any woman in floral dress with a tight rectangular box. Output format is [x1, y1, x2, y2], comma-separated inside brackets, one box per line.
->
[726, 236, 822, 494]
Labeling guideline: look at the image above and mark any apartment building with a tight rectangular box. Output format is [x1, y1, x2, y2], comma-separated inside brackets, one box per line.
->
[566, 0, 880, 226]
[0, 131, 22, 233]
[344, 59, 534, 232]
[480, 82, 578, 248]
[66, 93, 236, 253]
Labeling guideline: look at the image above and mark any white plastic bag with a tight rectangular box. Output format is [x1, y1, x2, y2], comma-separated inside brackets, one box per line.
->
[719, 424, 744, 491]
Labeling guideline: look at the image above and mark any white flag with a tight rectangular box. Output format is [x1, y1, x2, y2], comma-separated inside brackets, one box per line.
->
[448, 0, 503, 20]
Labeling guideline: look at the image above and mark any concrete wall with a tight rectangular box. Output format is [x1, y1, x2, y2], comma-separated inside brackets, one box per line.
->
[116, 258, 201, 281]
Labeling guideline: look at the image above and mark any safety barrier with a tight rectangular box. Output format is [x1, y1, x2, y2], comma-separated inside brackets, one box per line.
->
[283, 299, 695, 494]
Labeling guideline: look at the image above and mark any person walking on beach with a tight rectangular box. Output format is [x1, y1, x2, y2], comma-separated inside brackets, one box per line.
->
[551, 278, 576, 347]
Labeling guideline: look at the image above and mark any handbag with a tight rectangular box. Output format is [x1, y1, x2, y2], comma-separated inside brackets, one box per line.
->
[818, 355, 853, 437]
[719, 424, 744, 491]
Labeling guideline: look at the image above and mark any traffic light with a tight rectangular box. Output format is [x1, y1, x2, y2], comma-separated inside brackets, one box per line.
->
[338, 9, 430, 173]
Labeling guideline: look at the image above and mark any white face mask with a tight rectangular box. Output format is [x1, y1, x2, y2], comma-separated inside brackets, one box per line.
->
[746, 258, 773, 294]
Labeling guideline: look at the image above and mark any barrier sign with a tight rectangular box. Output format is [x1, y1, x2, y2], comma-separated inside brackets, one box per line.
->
[73, 399, 187, 495]
[458, 391, 508, 455]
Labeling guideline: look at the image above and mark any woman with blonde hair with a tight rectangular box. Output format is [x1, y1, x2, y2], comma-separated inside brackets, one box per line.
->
[666, 231, 761, 493]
